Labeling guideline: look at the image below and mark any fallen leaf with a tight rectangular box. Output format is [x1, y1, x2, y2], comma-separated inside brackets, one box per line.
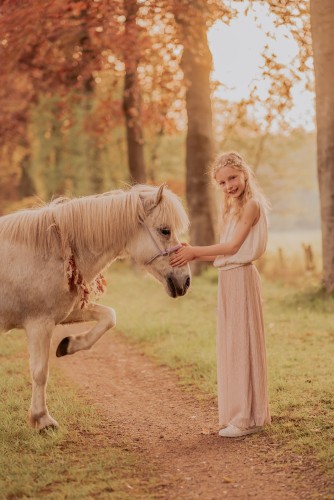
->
[223, 476, 233, 483]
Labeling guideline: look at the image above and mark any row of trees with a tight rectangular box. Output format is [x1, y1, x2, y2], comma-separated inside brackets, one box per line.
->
[1, 1, 333, 287]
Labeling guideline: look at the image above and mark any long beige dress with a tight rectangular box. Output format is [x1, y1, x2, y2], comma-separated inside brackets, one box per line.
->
[213, 202, 271, 429]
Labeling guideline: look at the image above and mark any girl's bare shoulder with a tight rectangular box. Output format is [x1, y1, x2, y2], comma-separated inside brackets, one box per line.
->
[243, 198, 260, 214]
[241, 199, 260, 225]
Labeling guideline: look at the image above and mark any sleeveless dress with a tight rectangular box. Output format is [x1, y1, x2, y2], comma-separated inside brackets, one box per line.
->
[213, 202, 271, 429]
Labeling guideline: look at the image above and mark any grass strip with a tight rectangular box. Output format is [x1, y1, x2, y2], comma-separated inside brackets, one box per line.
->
[0, 330, 154, 499]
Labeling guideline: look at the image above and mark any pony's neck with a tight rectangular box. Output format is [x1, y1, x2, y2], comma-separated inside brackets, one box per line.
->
[76, 251, 118, 284]
[53, 192, 140, 281]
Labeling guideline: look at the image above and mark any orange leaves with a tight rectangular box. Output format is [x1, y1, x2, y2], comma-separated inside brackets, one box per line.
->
[0, 0, 314, 193]
[67, 1, 88, 17]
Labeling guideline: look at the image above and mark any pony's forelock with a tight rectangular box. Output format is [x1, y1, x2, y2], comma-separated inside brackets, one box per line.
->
[130, 184, 189, 234]
[152, 188, 189, 234]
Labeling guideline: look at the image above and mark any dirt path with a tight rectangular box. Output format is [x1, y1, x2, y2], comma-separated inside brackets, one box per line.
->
[52, 325, 330, 499]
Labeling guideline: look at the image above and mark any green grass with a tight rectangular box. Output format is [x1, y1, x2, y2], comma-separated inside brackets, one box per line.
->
[105, 262, 334, 477]
[1, 262, 333, 497]
[0, 331, 154, 499]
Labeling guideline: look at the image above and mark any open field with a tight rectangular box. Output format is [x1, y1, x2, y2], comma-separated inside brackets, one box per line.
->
[259, 229, 322, 284]
[268, 229, 321, 255]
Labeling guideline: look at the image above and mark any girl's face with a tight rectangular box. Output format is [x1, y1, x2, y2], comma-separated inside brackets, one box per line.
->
[215, 166, 246, 199]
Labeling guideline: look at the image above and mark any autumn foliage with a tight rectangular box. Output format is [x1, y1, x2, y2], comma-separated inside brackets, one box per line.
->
[0, 0, 312, 213]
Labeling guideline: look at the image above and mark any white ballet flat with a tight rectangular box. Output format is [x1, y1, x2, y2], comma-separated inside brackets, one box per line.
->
[218, 424, 263, 438]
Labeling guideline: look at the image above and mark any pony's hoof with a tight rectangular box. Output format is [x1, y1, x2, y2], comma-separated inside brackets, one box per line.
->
[29, 411, 59, 430]
[56, 336, 70, 357]
[39, 422, 59, 433]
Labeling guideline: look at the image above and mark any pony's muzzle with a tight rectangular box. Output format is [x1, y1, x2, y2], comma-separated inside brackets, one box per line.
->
[167, 274, 191, 298]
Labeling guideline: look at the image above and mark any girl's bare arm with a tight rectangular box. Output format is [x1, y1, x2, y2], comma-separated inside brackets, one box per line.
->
[170, 200, 259, 267]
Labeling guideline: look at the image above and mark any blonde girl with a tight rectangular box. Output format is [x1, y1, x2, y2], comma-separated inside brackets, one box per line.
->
[170, 152, 271, 437]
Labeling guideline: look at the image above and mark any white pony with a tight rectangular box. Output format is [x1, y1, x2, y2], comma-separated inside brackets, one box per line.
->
[0, 184, 191, 430]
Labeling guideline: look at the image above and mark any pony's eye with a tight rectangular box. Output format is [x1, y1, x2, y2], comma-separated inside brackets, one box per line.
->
[160, 227, 170, 236]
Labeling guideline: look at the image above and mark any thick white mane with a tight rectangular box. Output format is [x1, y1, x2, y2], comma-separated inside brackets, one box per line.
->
[0, 185, 189, 257]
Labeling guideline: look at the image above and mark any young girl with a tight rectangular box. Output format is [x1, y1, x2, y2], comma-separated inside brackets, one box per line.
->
[170, 152, 271, 437]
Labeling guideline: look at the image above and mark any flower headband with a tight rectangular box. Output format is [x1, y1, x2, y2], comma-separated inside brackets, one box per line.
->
[219, 157, 243, 168]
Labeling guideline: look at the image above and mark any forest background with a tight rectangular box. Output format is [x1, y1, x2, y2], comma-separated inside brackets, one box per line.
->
[0, 0, 321, 274]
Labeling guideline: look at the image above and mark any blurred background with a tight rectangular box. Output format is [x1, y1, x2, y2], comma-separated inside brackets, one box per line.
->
[0, 0, 320, 282]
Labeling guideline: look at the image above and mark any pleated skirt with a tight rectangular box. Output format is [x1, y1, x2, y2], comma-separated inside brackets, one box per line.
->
[216, 264, 271, 429]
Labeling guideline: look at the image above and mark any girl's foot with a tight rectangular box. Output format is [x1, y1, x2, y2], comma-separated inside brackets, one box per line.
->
[218, 424, 263, 438]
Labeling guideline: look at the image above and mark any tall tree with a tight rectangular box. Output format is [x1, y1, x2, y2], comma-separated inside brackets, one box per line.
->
[123, 0, 146, 184]
[173, 0, 232, 274]
[310, 0, 334, 291]
[181, 20, 215, 275]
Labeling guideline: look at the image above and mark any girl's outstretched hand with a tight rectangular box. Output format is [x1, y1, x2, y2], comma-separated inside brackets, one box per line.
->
[170, 244, 195, 267]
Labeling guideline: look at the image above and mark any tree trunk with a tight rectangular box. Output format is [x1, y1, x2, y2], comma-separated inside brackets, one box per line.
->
[176, 5, 216, 275]
[123, 0, 146, 184]
[19, 152, 36, 198]
[310, 0, 334, 291]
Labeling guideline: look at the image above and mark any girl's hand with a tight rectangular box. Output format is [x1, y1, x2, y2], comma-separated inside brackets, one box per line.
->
[170, 245, 195, 267]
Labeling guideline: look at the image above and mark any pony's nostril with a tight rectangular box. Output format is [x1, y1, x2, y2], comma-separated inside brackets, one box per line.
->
[185, 276, 190, 289]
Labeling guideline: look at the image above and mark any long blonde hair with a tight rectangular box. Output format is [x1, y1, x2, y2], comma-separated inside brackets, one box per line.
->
[212, 151, 270, 222]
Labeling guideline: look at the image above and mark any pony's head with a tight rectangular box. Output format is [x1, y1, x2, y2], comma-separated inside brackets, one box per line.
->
[126, 184, 191, 298]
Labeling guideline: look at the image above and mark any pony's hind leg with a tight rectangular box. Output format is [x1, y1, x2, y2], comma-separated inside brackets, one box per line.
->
[25, 318, 59, 430]
[56, 303, 116, 357]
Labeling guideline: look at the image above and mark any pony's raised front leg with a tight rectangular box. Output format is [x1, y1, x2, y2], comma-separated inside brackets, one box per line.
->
[56, 303, 116, 357]
[25, 319, 58, 430]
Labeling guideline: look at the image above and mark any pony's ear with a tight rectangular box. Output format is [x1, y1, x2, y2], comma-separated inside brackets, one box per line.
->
[155, 184, 166, 206]
[139, 184, 166, 218]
